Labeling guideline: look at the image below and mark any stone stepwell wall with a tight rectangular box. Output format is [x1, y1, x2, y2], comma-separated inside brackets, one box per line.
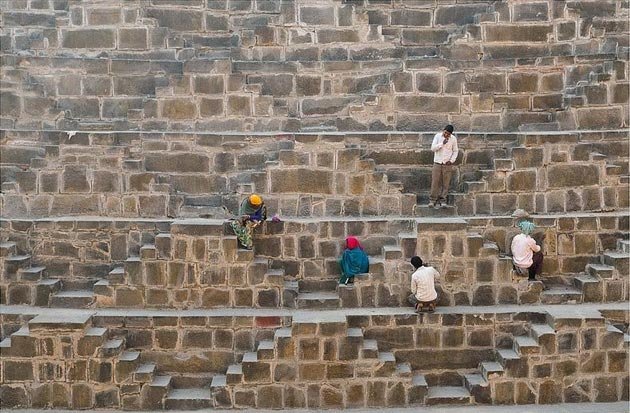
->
[0, 308, 627, 409]
[0, 0, 628, 132]
[1, 213, 627, 309]
[1, 130, 628, 218]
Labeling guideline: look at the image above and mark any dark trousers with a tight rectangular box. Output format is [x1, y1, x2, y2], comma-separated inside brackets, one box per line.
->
[430, 163, 453, 203]
[529, 251, 543, 280]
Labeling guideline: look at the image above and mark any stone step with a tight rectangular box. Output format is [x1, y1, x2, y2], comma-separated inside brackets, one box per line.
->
[540, 286, 583, 304]
[145, 374, 173, 409]
[108, 266, 125, 283]
[79, 327, 109, 356]
[256, 340, 275, 360]
[4, 255, 31, 272]
[617, 239, 630, 253]
[134, 363, 157, 383]
[164, 388, 213, 410]
[28, 313, 92, 331]
[368, 257, 385, 275]
[606, 164, 622, 175]
[602, 251, 629, 274]
[297, 278, 337, 292]
[479, 242, 499, 257]
[99, 338, 125, 357]
[573, 274, 603, 302]
[225, 364, 243, 385]
[346, 327, 364, 348]
[463, 372, 490, 403]
[116, 350, 141, 381]
[18, 266, 47, 281]
[210, 374, 227, 389]
[296, 291, 340, 309]
[586, 263, 614, 279]
[396, 363, 412, 378]
[496, 348, 520, 365]
[409, 374, 428, 405]
[169, 374, 216, 389]
[529, 323, 555, 341]
[236, 248, 255, 262]
[264, 269, 285, 286]
[50, 290, 95, 308]
[382, 245, 403, 260]
[0, 241, 17, 257]
[415, 204, 457, 217]
[513, 336, 540, 355]
[425, 386, 473, 405]
[0, 337, 12, 357]
[479, 361, 504, 381]
[361, 339, 379, 359]
[140, 244, 157, 260]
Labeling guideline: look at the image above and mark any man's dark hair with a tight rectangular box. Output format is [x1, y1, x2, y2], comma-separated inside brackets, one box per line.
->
[410, 256, 423, 269]
[444, 124, 454, 133]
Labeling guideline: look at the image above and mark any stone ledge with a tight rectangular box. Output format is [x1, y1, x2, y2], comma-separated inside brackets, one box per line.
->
[3, 302, 627, 319]
[27, 312, 92, 331]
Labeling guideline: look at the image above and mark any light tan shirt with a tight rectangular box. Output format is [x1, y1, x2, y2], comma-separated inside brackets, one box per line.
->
[411, 266, 439, 302]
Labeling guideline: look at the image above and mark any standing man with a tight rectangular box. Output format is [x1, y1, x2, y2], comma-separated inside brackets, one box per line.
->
[429, 124, 458, 208]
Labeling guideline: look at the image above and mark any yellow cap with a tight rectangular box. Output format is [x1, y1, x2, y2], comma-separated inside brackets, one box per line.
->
[249, 194, 262, 206]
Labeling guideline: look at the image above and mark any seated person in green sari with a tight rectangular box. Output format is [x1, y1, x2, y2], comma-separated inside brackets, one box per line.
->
[338, 236, 369, 285]
[231, 194, 267, 250]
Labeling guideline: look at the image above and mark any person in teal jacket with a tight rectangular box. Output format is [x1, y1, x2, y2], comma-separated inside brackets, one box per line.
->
[339, 236, 369, 285]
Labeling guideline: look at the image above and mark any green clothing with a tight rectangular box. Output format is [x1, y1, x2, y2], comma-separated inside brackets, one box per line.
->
[339, 248, 369, 284]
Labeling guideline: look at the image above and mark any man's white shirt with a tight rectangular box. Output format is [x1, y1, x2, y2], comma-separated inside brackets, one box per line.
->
[430, 132, 459, 164]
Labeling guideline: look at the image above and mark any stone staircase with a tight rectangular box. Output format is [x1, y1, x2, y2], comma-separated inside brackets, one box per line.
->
[541, 238, 629, 304]
[209, 312, 420, 408]
[0, 312, 170, 409]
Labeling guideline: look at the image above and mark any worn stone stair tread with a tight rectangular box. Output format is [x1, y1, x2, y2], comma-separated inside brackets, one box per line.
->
[242, 352, 258, 363]
[378, 352, 396, 362]
[604, 251, 628, 259]
[362, 339, 378, 351]
[426, 386, 471, 399]
[0, 337, 12, 348]
[257, 340, 274, 350]
[586, 263, 615, 277]
[85, 327, 108, 337]
[166, 388, 212, 400]
[480, 361, 503, 372]
[226, 364, 242, 375]
[347, 327, 363, 338]
[497, 348, 520, 361]
[19, 266, 46, 274]
[480, 361, 504, 379]
[29, 313, 91, 330]
[296, 291, 339, 299]
[274, 328, 292, 338]
[102, 338, 124, 349]
[574, 274, 600, 283]
[210, 375, 227, 388]
[530, 323, 555, 337]
[54, 290, 94, 297]
[37, 278, 60, 286]
[396, 363, 412, 375]
[151, 375, 172, 388]
[463, 373, 487, 387]
[109, 267, 125, 274]
[514, 336, 539, 354]
[135, 363, 156, 374]
[119, 350, 140, 361]
[412, 374, 428, 387]
[5, 254, 31, 262]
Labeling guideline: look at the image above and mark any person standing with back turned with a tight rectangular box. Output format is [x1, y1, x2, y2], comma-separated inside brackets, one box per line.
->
[429, 124, 458, 208]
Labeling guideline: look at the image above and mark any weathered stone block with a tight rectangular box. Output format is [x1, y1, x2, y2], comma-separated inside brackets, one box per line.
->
[62, 29, 115, 48]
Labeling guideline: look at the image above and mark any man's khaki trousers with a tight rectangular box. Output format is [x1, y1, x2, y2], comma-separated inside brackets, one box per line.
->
[430, 163, 453, 203]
